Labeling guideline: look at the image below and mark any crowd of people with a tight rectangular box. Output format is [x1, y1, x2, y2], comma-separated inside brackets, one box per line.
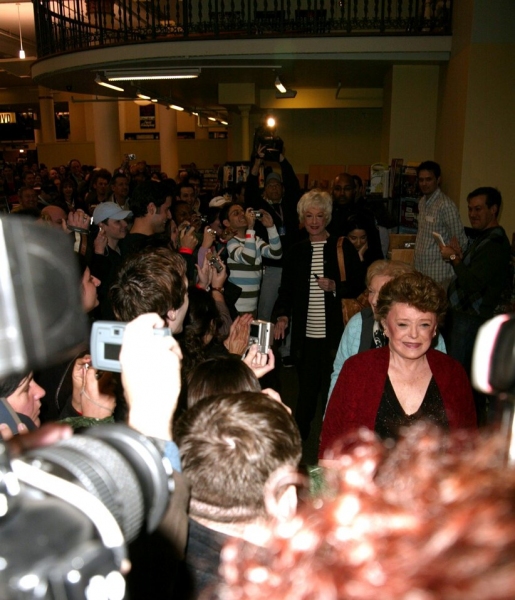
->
[0, 150, 514, 599]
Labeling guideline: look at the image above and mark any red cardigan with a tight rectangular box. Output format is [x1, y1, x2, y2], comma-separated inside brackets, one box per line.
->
[319, 346, 477, 458]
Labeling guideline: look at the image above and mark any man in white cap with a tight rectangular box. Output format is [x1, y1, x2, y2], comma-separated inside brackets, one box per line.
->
[91, 201, 132, 317]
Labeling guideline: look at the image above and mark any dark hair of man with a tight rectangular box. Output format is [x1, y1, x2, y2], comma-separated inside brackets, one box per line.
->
[467, 186, 502, 212]
[110, 247, 187, 322]
[219, 201, 240, 225]
[186, 357, 260, 409]
[110, 172, 128, 186]
[177, 181, 195, 196]
[174, 392, 302, 522]
[91, 168, 112, 186]
[186, 169, 203, 186]
[416, 160, 441, 179]
[128, 181, 167, 218]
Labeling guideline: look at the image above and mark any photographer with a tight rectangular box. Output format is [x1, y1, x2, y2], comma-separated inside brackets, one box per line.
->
[244, 145, 301, 324]
[220, 202, 282, 315]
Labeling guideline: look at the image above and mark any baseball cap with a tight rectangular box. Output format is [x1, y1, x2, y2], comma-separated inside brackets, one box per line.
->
[209, 196, 228, 208]
[93, 202, 132, 224]
[265, 172, 282, 185]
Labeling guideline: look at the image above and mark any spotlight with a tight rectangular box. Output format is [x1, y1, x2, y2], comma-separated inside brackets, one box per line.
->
[274, 76, 287, 94]
[266, 117, 276, 128]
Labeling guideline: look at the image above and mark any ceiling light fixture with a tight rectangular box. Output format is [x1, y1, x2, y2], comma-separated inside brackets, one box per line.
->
[207, 117, 217, 122]
[17, 3, 25, 59]
[106, 68, 201, 81]
[169, 104, 184, 111]
[274, 76, 286, 94]
[136, 91, 151, 100]
[275, 89, 297, 99]
[220, 120, 228, 126]
[95, 73, 125, 92]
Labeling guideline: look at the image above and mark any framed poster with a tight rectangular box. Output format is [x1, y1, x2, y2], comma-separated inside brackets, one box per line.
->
[139, 104, 155, 129]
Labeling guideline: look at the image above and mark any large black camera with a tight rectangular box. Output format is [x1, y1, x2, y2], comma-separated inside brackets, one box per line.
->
[252, 126, 284, 162]
[0, 217, 173, 599]
[1, 424, 172, 599]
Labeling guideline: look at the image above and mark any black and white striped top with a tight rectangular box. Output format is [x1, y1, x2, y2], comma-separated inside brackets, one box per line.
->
[306, 241, 326, 338]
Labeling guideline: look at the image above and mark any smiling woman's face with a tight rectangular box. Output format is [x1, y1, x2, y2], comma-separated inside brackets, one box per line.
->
[382, 303, 437, 361]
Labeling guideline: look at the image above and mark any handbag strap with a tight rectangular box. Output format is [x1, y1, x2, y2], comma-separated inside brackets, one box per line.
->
[337, 236, 347, 282]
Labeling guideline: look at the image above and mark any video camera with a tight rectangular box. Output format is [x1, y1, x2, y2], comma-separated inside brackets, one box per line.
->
[252, 125, 284, 162]
[0, 216, 173, 599]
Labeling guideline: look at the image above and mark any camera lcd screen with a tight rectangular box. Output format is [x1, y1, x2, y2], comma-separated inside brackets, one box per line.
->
[250, 324, 259, 338]
[104, 343, 122, 361]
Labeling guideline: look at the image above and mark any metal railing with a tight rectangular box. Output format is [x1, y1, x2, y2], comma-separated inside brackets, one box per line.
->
[33, 0, 452, 57]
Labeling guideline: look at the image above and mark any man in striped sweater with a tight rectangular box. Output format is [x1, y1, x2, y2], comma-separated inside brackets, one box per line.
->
[221, 202, 282, 314]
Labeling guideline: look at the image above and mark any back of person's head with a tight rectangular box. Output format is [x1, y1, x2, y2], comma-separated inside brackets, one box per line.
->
[183, 286, 222, 355]
[174, 392, 301, 522]
[128, 181, 167, 218]
[365, 259, 414, 287]
[186, 357, 260, 408]
[110, 247, 187, 321]
[215, 423, 515, 600]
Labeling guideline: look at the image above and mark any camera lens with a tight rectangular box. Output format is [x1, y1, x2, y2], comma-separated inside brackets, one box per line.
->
[22, 425, 171, 542]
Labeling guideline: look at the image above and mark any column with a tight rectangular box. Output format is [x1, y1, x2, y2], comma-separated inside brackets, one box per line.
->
[159, 105, 179, 178]
[238, 105, 251, 161]
[92, 99, 121, 169]
[38, 86, 56, 143]
[68, 99, 87, 143]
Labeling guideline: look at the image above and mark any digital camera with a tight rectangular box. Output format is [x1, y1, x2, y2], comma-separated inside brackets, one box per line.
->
[90, 321, 171, 373]
[208, 255, 223, 273]
[249, 320, 274, 354]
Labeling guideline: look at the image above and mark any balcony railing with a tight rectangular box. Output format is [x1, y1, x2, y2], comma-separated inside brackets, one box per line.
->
[33, 0, 452, 57]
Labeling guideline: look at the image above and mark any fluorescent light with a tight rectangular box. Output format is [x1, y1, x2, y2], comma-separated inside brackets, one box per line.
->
[220, 120, 228, 126]
[137, 91, 151, 100]
[275, 76, 287, 94]
[169, 105, 184, 111]
[19, 49, 25, 60]
[192, 112, 199, 116]
[95, 73, 125, 92]
[106, 68, 201, 81]
[208, 117, 217, 122]
[151, 98, 158, 103]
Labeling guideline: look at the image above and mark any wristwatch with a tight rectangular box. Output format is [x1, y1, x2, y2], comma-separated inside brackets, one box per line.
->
[449, 254, 457, 261]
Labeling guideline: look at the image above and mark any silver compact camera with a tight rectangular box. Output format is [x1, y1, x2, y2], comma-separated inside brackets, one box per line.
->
[90, 321, 172, 372]
[208, 255, 223, 273]
[249, 320, 274, 353]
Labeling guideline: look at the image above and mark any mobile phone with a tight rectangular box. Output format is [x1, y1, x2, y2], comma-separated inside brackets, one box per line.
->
[432, 232, 445, 246]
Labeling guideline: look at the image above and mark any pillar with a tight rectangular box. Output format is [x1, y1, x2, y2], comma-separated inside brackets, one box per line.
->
[158, 104, 179, 178]
[68, 99, 87, 143]
[238, 105, 251, 162]
[92, 99, 121, 169]
[38, 86, 56, 143]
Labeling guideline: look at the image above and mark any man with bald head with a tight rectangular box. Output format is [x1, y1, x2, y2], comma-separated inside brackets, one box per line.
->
[327, 172, 360, 236]
[39, 205, 67, 230]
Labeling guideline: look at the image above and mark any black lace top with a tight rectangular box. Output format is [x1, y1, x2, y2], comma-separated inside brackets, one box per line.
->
[374, 375, 449, 440]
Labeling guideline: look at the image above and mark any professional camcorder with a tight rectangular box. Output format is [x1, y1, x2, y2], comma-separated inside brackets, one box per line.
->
[0, 216, 174, 599]
[252, 125, 284, 162]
